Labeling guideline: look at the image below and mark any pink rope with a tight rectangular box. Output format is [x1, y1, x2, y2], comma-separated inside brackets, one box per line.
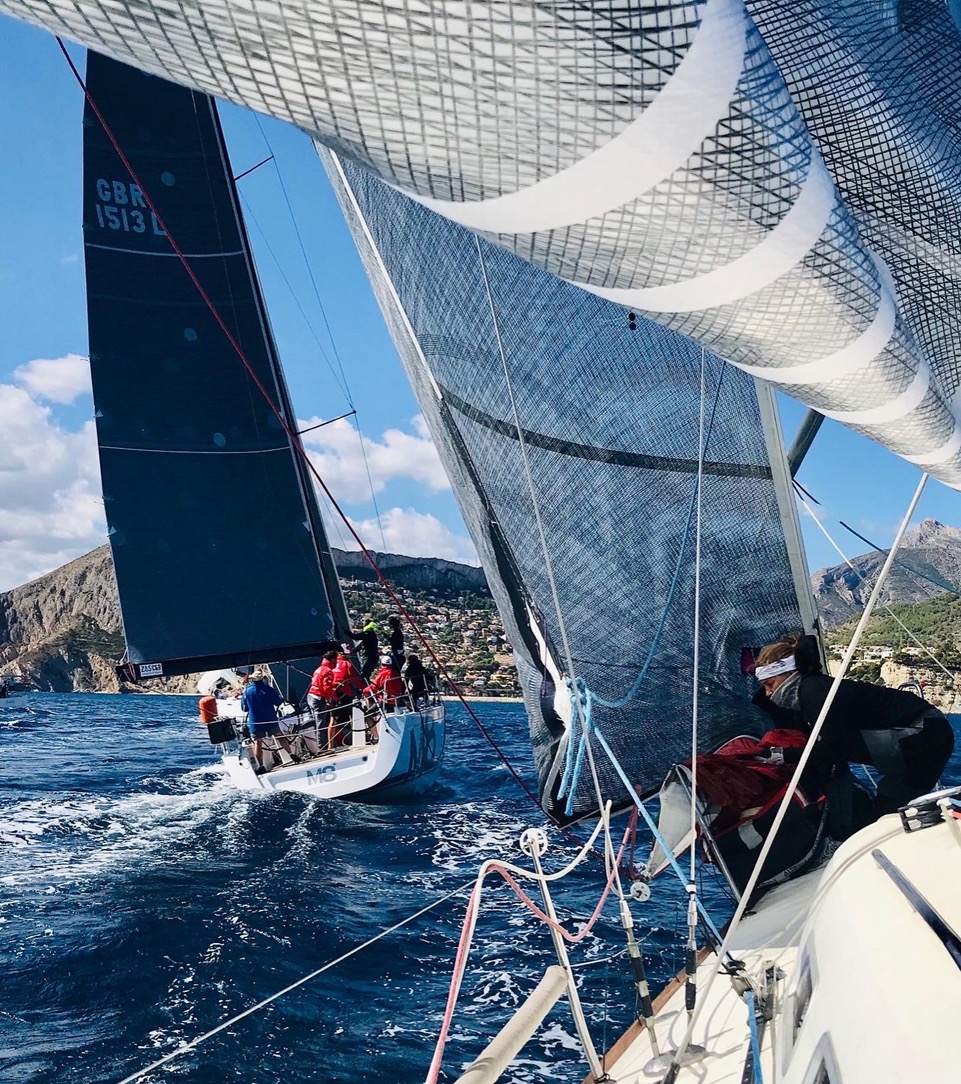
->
[425, 821, 630, 1084]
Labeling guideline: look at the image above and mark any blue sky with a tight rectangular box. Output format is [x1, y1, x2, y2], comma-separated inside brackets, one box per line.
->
[0, 15, 957, 594]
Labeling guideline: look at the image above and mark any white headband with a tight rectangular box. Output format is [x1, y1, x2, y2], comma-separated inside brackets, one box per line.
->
[755, 657, 796, 681]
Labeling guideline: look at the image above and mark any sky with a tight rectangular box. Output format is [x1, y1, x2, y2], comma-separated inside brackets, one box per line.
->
[0, 14, 958, 596]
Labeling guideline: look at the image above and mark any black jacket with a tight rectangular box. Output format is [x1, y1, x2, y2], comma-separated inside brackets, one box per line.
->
[798, 674, 929, 764]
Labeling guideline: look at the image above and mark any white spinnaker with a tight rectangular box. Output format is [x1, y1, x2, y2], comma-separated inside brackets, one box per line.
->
[8, 0, 961, 484]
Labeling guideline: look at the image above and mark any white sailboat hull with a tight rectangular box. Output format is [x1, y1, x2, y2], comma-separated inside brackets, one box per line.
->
[606, 807, 961, 1084]
[220, 704, 446, 801]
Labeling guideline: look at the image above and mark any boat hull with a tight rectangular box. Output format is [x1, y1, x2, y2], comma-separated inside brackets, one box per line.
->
[220, 703, 446, 802]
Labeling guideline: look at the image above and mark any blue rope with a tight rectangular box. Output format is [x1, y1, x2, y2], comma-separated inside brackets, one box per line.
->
[591, 482, 699, 710]
[744, 988, 763, 1084]
[589, 724, 724, 944]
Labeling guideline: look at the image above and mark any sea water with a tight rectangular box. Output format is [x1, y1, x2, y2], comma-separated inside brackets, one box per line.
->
[1, 695, 957, 1084]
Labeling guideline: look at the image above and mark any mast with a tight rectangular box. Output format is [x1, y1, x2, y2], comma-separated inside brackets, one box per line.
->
[753, 379, 819, 634]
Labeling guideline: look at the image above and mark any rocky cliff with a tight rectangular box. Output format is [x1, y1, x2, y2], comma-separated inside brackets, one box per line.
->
[813, 519, 961, 628]
[0, 544, 487, 693]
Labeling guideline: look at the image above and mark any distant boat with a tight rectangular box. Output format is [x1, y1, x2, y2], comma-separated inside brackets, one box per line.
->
[81, 52, 445, 800]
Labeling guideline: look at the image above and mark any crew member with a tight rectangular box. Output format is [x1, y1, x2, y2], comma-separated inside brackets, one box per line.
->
[307, 651, 337, 748]
[365, 654, 405, 709]
[328, 646, 364, 748]
[756, 633, 955, 825]
[387, 615, 406, 669]
[242, 669, 295, 774]
[404, 653, 432, 707]
[350, 621, 380, 681]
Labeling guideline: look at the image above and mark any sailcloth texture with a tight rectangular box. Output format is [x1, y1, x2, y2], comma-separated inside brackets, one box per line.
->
[325, 154, 803, 812]
[83, 54, 338, 675]
[7, 0, 961, 486]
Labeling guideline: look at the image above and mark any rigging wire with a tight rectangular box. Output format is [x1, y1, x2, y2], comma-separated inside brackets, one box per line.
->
[793, 479, 959, 597]
[251, 115, 390, 553]
[682, 346, 707, 1024]
[473, 235, 610, 829]
[112, 880, 476, 1084]
[795, 487, 958, 685]
[660, 469, 930, 1083]
[60, 38, 570, 833]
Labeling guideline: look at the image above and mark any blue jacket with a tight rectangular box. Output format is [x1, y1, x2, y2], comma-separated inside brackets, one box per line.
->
[241, 679, 283, 724]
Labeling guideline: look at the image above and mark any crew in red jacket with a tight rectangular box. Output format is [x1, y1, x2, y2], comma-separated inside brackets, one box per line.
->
[327, 647, 364, 748]
[364, 654, 405, 708]
[307, 651, 337, 743]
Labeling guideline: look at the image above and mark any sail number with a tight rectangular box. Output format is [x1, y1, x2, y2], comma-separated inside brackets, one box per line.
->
[306, 765, 337, 786]
[93, 179, 165, 236]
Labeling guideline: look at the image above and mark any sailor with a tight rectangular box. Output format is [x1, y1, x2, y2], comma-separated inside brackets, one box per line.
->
[404, 653, 432, 707]
[387, 615, 406, 669]
[307, 651, 338, 746]
[349, 621, 380, 681]
[242, 669, 295, 774]
[365, 653, 405, 710]
[755, 633, 955, 826]
[327, 646, 364, 748]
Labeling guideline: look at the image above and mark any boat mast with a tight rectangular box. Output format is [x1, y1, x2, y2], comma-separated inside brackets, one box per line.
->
[753, 379, 819, 634]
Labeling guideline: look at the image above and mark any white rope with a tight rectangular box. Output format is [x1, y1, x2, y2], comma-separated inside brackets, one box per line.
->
[689, 348, 706, 884]
[473, 237, 612, 843]
[664, 470, 929, 1078]
[796, 488, 957, 685]
[113, 880, 476, 1084]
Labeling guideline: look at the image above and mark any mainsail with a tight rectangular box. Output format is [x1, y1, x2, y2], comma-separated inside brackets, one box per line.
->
[82, 53, 348, 679]
[325, 154, 808, 815]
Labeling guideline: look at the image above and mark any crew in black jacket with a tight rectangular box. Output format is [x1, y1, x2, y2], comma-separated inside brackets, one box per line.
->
[755, 633, 954, 820]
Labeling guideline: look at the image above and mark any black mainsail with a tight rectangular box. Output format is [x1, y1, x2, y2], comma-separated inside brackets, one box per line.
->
[82, 53, 348, 680]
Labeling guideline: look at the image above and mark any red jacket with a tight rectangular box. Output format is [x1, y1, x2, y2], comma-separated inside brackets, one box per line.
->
[364, 665, 404, 703]
[332, 656, 363, 699]
[309, 660, 335, 698]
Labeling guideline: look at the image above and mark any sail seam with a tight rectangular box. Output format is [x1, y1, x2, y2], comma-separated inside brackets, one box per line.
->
[98, 445, 290, 455]
[441, 385, 772, 479]
[85, 244, 246, 258]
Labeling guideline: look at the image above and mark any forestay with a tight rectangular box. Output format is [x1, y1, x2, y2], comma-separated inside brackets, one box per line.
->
[326, 155, 805, 816]
[82, 53, 343, 678]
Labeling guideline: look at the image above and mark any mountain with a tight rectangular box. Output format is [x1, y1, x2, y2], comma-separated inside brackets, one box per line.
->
[812, 519, 961, 628]
[0, 544, 504, 694]
[6, 519, 961, 693]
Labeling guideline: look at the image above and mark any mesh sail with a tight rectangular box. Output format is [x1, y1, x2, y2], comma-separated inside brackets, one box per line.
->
[83, 54, 340, 678]
[9, 0, 961, 487]
[326, 155, 804, 815]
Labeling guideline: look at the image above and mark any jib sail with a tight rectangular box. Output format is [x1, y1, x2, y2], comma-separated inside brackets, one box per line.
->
[326, 153, 810, 817]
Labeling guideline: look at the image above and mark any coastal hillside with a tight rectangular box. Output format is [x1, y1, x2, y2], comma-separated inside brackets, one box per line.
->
[0, 545, 518, 695]
[4, 518, 961, 698]
[813, 519, 961, 628]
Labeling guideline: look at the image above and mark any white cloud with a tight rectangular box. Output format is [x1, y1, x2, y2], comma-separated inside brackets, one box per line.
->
[301, 412, 449, 497]
[0, 394, 471, 592]
[60, 253, 79, 266]
[13, 353, 92, 405]
[333, 507, 478, 566]
[0, 384, 106, 591]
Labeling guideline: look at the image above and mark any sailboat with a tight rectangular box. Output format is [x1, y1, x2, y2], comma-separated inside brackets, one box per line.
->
[80, 51, 445, 800]
[4, 1, 961, 1081]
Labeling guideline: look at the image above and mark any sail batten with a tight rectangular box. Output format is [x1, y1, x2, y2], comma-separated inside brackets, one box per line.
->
[83, 53, 343, 674]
